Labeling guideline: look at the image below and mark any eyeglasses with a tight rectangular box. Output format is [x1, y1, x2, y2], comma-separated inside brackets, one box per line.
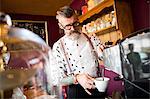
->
[59, 21, 81, 30]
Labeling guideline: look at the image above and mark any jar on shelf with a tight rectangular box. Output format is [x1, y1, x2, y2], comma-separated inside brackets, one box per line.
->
[87, 0, 95, 10]
[111, 11, 116, 26]
[88, 21, 96, 33]
[94, 0, 104, 6]
[105, 14, 111, 27]
[95, 18, 101, 31]
[86, 23, 92, 33]
[100, 17, 106, 29]
[81, 5, 88, 15]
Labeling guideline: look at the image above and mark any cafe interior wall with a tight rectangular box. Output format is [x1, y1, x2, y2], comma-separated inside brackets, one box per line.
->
[130, 0, 150, 31]
[9, 13, 60, 47]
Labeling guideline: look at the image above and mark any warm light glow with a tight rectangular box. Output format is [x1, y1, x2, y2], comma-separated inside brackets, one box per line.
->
[0, 24, 9, 37]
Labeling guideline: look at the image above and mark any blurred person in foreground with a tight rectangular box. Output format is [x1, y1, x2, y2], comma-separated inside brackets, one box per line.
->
[0, 12, 54, 99]
[51, 6, 106, 99]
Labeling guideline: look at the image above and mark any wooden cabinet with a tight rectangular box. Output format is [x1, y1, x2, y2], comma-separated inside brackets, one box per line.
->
[79, 0, 134, 44]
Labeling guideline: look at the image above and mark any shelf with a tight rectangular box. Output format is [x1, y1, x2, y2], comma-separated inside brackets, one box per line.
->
[79, 0, 114, 23]
[93, 26, 117, 35]
[79, 0, 133, 43]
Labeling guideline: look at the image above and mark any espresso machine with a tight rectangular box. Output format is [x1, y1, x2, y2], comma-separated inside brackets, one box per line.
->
[120, 28, 150, 99]
[103, 28, 150, 99]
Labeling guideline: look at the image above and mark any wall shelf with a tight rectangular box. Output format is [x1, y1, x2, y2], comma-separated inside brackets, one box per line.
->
[79, 0, 114, 23]
[94, 26, 117, 35]
[79, 0, 133, 43]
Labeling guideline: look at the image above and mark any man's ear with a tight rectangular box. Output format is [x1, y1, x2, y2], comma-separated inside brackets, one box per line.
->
[58, 23, 64, 29]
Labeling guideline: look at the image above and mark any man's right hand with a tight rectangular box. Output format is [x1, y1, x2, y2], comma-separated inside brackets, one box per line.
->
[76, 73, 95, 94]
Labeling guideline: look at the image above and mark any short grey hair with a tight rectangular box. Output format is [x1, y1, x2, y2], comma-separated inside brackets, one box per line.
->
[56, 6, 75, 19]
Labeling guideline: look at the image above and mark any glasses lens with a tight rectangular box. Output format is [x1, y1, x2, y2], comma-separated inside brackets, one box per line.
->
[73, 22, 81, 27]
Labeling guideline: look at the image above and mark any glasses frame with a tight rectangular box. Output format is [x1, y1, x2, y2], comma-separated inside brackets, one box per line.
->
[59, 21, 81, 30]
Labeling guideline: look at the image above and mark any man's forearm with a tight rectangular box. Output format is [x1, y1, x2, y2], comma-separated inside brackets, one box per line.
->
[60, 75, 74, 86]
[60, 74, 79, 86]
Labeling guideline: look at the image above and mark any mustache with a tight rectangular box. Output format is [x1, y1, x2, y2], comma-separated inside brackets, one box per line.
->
[70, 30, 80, 34]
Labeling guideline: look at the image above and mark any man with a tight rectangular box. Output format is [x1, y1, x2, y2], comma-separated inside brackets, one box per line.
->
[52, 6, 105, 98]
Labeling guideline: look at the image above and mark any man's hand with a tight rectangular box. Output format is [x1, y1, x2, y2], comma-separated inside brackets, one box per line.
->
[76, 73, 95, 95]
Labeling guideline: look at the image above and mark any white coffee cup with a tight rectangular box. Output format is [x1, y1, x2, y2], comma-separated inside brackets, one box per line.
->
[94, 77, 110, 92]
